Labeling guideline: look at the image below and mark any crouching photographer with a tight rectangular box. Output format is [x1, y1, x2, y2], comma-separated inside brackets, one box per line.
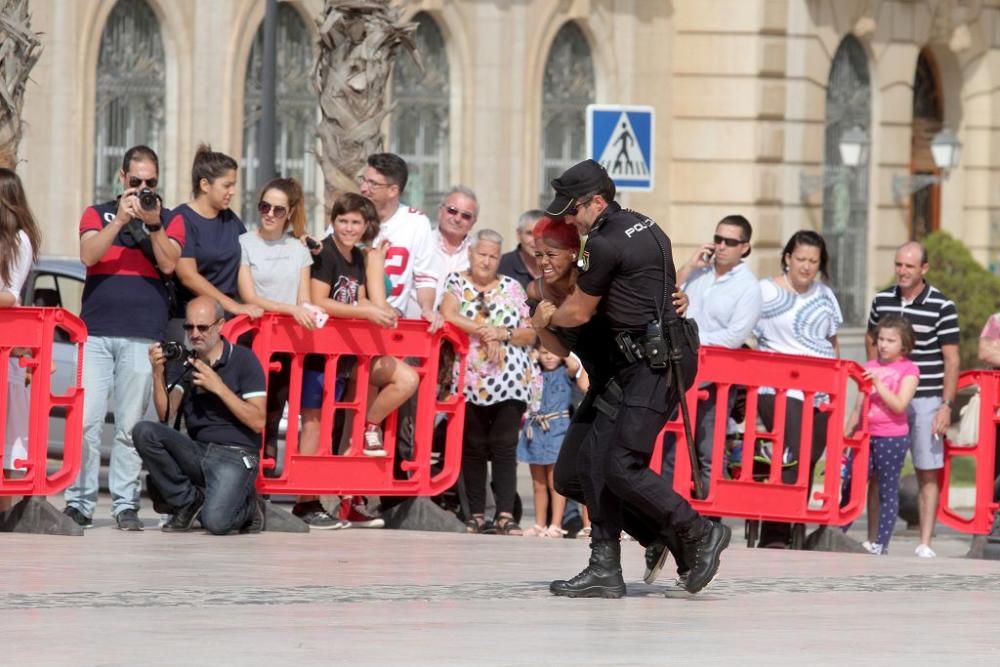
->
[132, 296, 268, 535]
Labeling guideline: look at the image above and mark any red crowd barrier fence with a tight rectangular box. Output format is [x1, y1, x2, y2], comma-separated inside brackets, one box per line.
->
[939, 370, 1000, 534]
[655, 346, 872, 530]
[222, 314, 468, 497]
[0, 307, 86, 496]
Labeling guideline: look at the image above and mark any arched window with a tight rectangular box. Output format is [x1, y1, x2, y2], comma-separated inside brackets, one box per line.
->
[389, 12, 449, 214]
[94, 0, 166, 203]
[242, 4, 316, 225]
[540, 23, 595, 205]
[910, 49, 944, 241]
[822, 35, 871, 326]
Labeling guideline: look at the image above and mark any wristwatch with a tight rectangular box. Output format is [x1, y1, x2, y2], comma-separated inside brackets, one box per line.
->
[942, 399, 954, 408]
[506, 327, 513, 342]
[145, 223, 162, 232]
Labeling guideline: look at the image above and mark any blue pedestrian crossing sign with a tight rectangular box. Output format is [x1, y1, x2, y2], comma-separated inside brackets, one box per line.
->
[586, 104, 655, 191]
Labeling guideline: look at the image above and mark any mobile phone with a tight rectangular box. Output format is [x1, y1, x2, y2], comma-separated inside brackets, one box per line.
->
[701, 248, 714, 262]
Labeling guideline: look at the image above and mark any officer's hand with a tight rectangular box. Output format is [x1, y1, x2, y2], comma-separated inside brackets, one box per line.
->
[190, 358, 225, 395]
[532, 300, 556, 329]
[673, 290, 690, 318]
[148, 342, 167, 377]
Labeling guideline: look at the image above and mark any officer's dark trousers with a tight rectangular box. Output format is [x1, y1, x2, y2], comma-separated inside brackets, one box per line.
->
[558, 359, 700, 543]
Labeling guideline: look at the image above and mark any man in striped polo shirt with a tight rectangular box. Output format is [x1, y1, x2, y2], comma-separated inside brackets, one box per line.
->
[866, 241, 960, 558]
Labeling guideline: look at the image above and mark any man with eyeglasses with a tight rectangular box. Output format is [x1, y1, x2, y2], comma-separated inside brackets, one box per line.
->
[432, 185, 479, 307]
[131, 296, 268, 534]
[356, 152, 441, 330]
[662, 215, 762, 493]
[64, 145, 184, 531]
[537, 159, 730, 599]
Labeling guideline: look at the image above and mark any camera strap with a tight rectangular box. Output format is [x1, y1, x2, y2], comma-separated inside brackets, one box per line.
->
[124, 218, 179, 316]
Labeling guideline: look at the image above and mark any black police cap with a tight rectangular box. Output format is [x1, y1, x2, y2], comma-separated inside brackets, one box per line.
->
[545, 159, 612, 216]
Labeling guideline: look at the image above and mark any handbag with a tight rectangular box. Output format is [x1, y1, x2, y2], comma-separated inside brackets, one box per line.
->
[952, 391, 980, 447]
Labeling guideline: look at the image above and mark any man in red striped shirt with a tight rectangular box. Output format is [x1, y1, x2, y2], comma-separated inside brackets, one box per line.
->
[63, 145, 185, 531]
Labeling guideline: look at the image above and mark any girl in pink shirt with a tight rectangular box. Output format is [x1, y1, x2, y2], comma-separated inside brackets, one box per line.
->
[847, 315, 919, 554]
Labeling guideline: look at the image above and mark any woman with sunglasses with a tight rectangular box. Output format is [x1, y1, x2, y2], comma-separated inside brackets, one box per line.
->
[441, 228, 537, 536]
[172, 145, 263, 319]
[236, 177, 316, 482]
[0, 168, 41, 512]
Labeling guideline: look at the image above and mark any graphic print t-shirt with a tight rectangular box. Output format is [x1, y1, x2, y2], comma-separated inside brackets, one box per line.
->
[311, 237, 365, 305]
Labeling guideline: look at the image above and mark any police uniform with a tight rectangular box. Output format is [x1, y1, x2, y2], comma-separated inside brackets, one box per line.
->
[544, 160, 729, 598]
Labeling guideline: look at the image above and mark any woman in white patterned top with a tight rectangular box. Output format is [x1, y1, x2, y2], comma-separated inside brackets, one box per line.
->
[753, 230, 843, 547]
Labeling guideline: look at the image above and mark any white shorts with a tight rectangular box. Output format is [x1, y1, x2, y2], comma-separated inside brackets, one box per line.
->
[907, 395, 944, 471]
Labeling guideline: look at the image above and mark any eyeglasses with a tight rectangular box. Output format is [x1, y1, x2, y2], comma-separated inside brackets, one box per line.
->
[182, 318, 222, 334]
[257, 201, 288, 219]
[442, 204, 476, 223]
[356, 175, 392, 190]
[713, 234, 746, 247]
[128, 176, 158, 189]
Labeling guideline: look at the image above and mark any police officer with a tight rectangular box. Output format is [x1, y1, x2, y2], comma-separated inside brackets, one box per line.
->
[535, 160, 730, 598]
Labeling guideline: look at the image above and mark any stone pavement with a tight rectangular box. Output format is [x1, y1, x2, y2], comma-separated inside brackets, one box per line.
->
[2, 498, 999, 666]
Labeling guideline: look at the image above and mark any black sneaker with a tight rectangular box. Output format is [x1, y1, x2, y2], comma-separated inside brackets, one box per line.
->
[293, 501, 350, 530]
[115, 509, 144, 531]
[63, 506, 93, 529]
[679, 519, 731, 594]
[161, 491, 204, 533]
[240, 496, 267, 534]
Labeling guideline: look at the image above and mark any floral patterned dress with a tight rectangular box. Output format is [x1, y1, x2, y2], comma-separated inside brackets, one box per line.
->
[444, 272, 538, 407]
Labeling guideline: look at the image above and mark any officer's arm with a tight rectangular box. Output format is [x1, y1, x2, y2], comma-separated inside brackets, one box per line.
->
[550, 289, 600, 328]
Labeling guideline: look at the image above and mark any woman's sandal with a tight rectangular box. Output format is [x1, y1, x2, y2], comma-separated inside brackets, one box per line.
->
[465, 515, 486, 534]
[494, 515, 523, 536]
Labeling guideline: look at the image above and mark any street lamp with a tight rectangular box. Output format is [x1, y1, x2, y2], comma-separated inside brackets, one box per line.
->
[892, 127, 962, 200]
[799, 126, 869, 198]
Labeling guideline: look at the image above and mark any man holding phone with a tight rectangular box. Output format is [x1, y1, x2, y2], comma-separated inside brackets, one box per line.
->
[664, 215, 761, 493]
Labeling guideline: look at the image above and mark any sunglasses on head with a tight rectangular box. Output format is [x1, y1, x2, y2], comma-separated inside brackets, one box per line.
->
[713, 234, 745, 247]
[128, 176, 158, 189]
[257, 201, 288, 219]
[443, 205, 475, 223]
[182, 318, 222, 334]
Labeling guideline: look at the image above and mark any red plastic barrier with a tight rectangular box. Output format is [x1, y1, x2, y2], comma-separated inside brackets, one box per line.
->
[656, 346, 871, 527]
[0, 307, 86, 496]
[222, 314, 468, 496]
[939, 370, 1000, 534]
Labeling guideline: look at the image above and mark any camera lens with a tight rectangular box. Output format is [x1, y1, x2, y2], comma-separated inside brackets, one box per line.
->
[138, 188, 159, 212]
[160, 341, 186, 362]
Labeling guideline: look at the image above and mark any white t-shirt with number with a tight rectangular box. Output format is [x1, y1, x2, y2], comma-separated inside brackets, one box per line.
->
[375, 204, 438, 317]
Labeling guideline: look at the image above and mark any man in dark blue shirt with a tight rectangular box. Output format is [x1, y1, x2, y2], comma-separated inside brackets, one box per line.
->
[132, 296, 268, 534]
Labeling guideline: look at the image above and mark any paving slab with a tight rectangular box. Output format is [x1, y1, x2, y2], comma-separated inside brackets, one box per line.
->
[2, 499, 999, 666]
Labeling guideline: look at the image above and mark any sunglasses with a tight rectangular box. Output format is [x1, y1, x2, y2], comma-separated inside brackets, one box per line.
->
[442, 204, 475, 223]
[713, 234, 746, 247]
[128, 176, 158, 189]
[565, 206, 579, 216]
[182, 318, 222, 334]
[257, 201, 288, 219]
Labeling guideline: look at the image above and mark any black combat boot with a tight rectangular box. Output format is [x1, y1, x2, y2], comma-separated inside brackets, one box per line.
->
[677, 518, 731, 593]
[550, 539, 626, 598]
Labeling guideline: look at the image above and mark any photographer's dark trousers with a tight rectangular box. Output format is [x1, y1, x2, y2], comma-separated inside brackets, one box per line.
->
[582, 359, 701, 542]
[132, 421, 259, 535]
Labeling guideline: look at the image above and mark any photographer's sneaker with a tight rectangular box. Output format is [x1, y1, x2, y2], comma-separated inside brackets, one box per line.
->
[339, 495, 385, 528]
[362, 424, 387, 457]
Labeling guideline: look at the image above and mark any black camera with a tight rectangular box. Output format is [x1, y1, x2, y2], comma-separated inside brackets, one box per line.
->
[138, 188, 161, 212]
[159, 340, 189, 362]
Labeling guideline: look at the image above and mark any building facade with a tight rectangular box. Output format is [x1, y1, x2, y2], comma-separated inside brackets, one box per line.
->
[17, 0, 1000, 354]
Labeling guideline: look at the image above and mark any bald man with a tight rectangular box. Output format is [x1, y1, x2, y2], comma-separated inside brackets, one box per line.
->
[866, 241, 960, 558]
[132, 296, 268, 534]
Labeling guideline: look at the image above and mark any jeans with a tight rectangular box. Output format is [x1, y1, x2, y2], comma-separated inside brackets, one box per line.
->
[65, 336, 152, 517]
[132, 421, 259, 535]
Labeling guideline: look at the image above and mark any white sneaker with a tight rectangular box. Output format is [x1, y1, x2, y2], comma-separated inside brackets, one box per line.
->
[915, 544, 936, 558]
[862, 540, 881, 555]
[362, 426, 387, 457]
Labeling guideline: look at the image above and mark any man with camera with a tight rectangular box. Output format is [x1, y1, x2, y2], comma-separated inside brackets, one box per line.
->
[64, 145, 184, 531]
[131, 296, 267, 535]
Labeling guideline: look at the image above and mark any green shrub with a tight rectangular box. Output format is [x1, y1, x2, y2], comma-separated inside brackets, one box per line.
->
[924, 231, 1000, 371]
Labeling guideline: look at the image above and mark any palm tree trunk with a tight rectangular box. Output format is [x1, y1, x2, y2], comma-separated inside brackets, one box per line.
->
[0, 0, 42, 169]
[313, 0, 418, 211]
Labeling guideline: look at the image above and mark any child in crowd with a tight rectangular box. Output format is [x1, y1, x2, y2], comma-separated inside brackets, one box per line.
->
[296, 193, 418, 527]
[517, 344, 580, 537]
[846, 314, 919, 555]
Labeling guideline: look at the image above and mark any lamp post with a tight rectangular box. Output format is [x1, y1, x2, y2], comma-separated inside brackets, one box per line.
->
[799, 125, 869, 198]
[892, 127, 962, 200]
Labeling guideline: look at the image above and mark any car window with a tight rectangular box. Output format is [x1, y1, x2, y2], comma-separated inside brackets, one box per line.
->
[30, 272, 84, 315]
[56, 274, 84, 316]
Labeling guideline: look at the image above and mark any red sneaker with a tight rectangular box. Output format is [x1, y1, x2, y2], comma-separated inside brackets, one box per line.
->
[339, 496, 385, 528]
